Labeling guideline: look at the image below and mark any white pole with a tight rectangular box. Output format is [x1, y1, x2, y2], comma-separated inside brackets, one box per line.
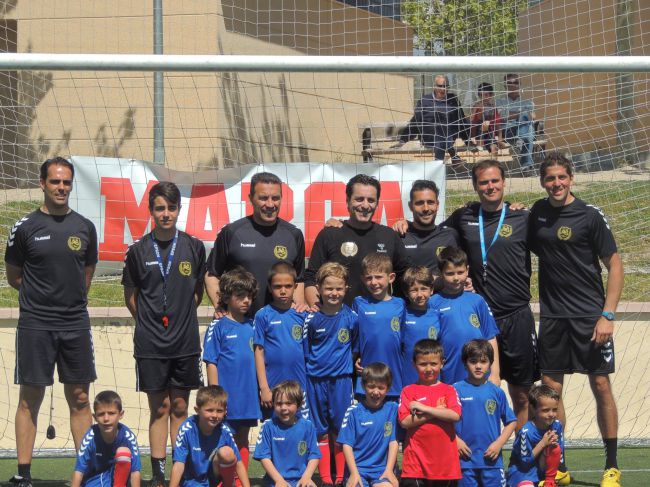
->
[0, 53, 648, 73]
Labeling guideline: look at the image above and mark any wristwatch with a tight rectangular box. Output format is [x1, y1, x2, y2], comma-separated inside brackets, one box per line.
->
[601, 311, 615, 321]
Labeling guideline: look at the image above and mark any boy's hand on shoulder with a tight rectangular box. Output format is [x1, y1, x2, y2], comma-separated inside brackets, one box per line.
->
[392, 219, 409, 236]
[213, 306, 226, 319]
[291, 302, 310, 313]
[456, 436, 472, 459]
[325, 218, 345, 228]
[484, 440, 502, 461]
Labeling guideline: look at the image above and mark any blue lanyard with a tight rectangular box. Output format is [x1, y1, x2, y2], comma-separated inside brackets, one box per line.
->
[151, 230, 178, 314]
[478, 204, 507, 283]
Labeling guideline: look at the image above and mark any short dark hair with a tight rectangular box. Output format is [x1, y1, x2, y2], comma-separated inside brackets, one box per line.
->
[471, 159, 505, 186]
[504, 73, 519, 83]
[250, 172, 282, 196]
[409, 179, 440, 201]
[40, 157, 74, 181]
[539, 151, 573, 182]
[218, 266, 258, 310]
[196, 385, 228, 408]
[401, 266, 434, 294]
[528, 384, 560, 410]
[437, 246, 468, 272]
[272, 380, 303, 406]
[413, 338, 444, 361]
[478, 82, 494, 94]
[267, 261, 297, 285]
[148, 181, 181, 210]
[346, 174, 381, 201]
[93, 390, 123, 412]
[361, 362, 393, 388]
[462, 339, 494, 365]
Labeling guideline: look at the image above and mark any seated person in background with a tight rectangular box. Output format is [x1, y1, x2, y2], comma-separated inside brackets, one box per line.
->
[470, 82, 502, 156]
[395, 74, 468, 163]
[507, 385, 564, 487]
[72, 390, 141, 487]
[496, 73, 537, 170]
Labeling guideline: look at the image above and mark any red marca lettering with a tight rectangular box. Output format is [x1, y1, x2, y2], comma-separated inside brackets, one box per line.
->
[99, 178, 157, 261]
[240, 183, 294, 222]
[372, 181, 404, 226]
[185, 184, 230, 241]
[303, 182, 347, 256]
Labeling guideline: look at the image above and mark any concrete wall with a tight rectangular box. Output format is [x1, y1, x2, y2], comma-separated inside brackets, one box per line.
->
[0, 310, 649, 451]
[517, 0, 650, 159]
[0, 1, 414, 177]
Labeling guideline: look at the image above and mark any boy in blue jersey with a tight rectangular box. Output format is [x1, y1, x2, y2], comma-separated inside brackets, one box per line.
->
[203, 267, 261, 480]
[338, 363, 399, 487]
[72, 391, 141, 487]
[454, 340, 516, 487]
[254, 380, 321, 486]
[400, 266, 441, 387]
[303, 262, 358, 487]
[507, 385, 563, 487]
[430, 247, 501, 385]
[254, 262, 308, 419]
[353, 254, 405, 400]
[170, 385, 249, 487]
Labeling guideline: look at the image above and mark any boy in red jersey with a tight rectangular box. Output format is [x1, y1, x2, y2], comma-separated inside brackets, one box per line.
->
[398, 339, 462, 487]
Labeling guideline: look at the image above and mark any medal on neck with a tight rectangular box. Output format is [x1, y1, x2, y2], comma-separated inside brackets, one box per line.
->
[151, 230, 179, 328]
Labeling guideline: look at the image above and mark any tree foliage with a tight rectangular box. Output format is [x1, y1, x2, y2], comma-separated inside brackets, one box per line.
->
[401, 0, 527, 56]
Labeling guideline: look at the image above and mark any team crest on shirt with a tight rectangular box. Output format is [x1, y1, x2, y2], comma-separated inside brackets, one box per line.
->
[297, 440, 307, 456]
[384, 421, 393, 437]
[485, 399, 497, 415]
[390, 316, 400, 332]
[428, 327, 438, 339]
[499, 224, 513, 238]
[67, 236, 82, 251]
[340, 241, 358, 257]
[338, 329, 350, 343]
[436, 246, 445, 256]
[469, 314, 480, 328]
[291, 325, 303, 342]
[249, 337, 254, 351]
[179, 261, 192, 276]
[274, 245, 288, 259]
[557, 226, 572, 241]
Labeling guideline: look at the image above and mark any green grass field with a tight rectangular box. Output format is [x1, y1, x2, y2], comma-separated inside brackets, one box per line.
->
[0, 448, 648, 486]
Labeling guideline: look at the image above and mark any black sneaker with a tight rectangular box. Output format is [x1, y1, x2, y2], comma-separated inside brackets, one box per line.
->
[9, 476, 33, 487]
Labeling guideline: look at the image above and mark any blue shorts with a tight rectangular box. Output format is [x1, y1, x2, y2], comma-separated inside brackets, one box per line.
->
[306, 375, 353, 436]
[460, 468, 505, 487]
[225, 419, 258, 434]
[507, 466, 539, 487]
[82, 469, 116, 487]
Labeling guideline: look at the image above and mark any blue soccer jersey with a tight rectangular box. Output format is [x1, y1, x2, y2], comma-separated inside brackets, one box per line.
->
[74, 423, 141, 485]
[453, 380, 516, 470]
[337, 401, 398, 479]
[303, 305, 358, 378]
[352, 296, 405, 397]
[430, 291, 499, 385]
[203, 317, 261, 420]
[401, 306, 441, 387]
[507, 420, 565, 486]
[173, 415, 241, 487]
[253, 416, 321, 486]
[253, 305, 307, 390]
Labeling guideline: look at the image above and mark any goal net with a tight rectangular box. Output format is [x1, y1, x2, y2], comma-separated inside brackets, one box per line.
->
[0, 1, 648, 455]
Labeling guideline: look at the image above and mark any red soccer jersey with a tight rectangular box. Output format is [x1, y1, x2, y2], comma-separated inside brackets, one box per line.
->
[398, 382, 462, 480]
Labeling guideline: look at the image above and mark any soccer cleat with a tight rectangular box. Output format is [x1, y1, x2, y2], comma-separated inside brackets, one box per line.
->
[9, 476, 33, 487]
[600, 468, 621, 487]
[555, 470, 571, 485]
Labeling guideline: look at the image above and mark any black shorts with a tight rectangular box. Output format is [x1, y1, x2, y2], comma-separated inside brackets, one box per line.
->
[495, 306, 540, 387]
[539, 317, 615, 375]
[14, 328, 97, 386]
[135, 355, 204, 392]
